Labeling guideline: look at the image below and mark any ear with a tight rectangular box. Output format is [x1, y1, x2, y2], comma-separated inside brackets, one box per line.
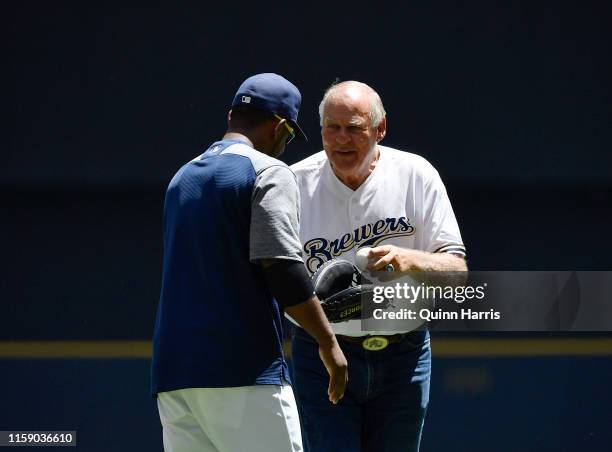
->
[272, 118, 285, 140]
[376, 116, 387, 142]
[227, 109, 233, 124]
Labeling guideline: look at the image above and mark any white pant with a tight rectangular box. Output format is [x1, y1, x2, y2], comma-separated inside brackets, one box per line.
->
[157, 384, 303, 452]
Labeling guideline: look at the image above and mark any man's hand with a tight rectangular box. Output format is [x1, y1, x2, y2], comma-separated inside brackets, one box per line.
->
[318, 339, 348, 404]
[284, 297, 348, 404]
[367, 244, 467, 273]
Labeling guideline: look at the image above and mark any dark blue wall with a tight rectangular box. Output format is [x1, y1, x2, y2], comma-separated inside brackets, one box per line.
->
[2, 184, 612, 340]
[2, 355, 611, 451]
[6, 2, 612, 185]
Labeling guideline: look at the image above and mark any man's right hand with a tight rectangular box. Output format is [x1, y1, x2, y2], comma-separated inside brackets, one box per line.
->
[318, 340, 348, 404]
[283, 294, 349, 404]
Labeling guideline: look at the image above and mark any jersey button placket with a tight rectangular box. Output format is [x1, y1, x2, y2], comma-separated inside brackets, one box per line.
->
[349, 196, 361, 224]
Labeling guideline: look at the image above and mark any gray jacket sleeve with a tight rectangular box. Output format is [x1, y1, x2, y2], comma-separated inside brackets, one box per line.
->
[249, 165, 304, 263]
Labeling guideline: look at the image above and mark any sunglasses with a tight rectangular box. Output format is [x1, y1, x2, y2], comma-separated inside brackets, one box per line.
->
[274, 114, 296, 144]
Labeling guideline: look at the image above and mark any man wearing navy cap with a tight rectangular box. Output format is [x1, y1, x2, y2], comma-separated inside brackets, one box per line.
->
[151, 73, 347, 452]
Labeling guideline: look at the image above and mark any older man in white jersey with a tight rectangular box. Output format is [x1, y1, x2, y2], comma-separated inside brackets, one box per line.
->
[290, 81, 467, 452]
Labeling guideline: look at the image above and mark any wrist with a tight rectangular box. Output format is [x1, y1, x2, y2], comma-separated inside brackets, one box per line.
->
[316, 332, 338, 349]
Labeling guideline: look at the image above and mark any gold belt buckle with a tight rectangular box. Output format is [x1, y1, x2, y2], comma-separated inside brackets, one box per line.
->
[362, 336, 389, 351]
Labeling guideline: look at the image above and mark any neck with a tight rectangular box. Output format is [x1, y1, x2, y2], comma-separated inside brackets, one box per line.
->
[222, 132, 254, 148]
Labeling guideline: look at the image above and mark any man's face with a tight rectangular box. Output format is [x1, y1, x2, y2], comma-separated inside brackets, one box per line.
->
[321, 89, 385, 188]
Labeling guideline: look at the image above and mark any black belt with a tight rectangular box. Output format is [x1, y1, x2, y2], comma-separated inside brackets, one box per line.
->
[336, 332, 423, 351]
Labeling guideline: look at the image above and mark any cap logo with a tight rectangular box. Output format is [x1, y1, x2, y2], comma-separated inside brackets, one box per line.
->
[241, 96, 251, 104]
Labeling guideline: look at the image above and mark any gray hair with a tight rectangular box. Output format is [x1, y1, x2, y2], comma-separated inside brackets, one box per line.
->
[318, 81, 386, 127]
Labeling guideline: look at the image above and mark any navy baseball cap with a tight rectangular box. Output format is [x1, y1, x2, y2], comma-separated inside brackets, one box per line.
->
[231, 73, 308, 141]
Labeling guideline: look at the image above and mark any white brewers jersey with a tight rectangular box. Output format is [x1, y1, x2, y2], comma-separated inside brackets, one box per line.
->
[290, 145, 466, 336]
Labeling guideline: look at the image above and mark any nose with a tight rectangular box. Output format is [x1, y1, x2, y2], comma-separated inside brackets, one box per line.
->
[335, 128, 350, 145]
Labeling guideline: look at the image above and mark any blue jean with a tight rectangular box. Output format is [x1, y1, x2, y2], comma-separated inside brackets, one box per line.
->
[291, 327, 431, 452]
